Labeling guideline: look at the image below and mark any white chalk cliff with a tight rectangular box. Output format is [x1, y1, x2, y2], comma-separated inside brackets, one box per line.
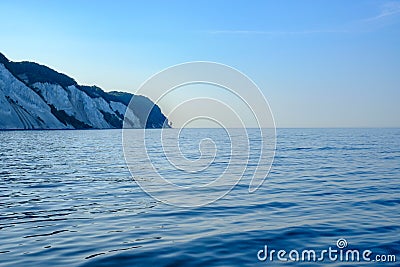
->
[0, 53, 168, 130]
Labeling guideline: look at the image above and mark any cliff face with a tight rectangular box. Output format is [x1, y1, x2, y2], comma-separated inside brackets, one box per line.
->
[0, 53, 168, 130]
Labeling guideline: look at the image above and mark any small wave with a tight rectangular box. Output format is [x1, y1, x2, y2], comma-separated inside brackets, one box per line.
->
[23, 229, 69, 238]
[85, 252, 106, 260]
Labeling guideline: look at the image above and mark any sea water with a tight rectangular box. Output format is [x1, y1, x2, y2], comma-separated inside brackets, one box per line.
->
[0, 128, 399, 266]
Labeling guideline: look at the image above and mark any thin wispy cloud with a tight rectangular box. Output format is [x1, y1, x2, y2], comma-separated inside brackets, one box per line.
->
[209, 1, 400, 36]
[208, 29, 348, 36]
[363, 1, 400, 21]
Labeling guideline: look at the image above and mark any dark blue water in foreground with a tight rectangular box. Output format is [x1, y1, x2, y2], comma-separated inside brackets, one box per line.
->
[0, 128, 399, 266]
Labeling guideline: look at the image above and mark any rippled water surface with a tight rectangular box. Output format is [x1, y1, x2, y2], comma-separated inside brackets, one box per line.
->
[0, 128, 399, 266]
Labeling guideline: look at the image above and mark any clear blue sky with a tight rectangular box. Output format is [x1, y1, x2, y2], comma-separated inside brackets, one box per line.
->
[1, 0, 399, 127]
